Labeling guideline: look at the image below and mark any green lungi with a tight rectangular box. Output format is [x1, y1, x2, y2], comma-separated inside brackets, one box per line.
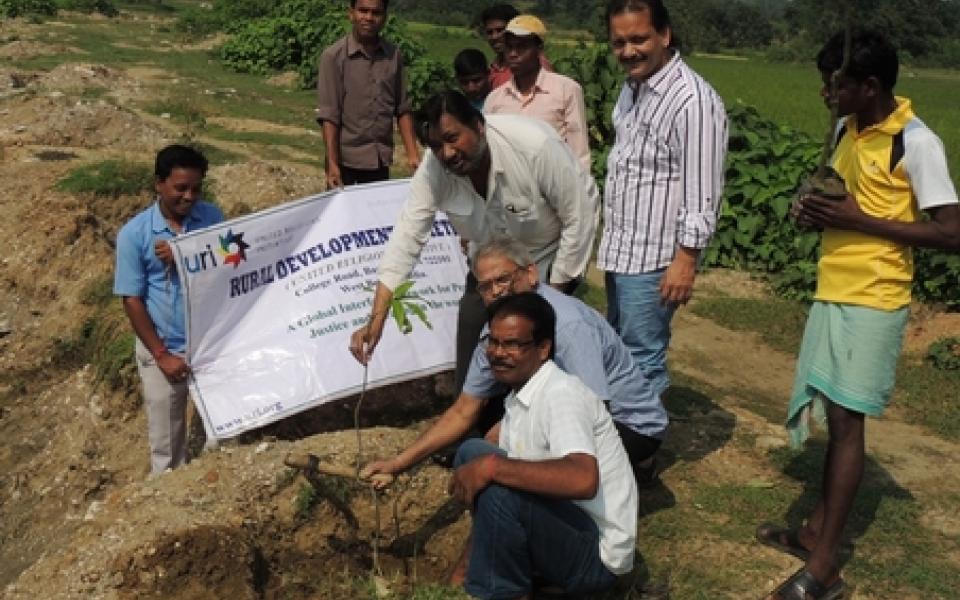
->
[786, 301, 909, 448]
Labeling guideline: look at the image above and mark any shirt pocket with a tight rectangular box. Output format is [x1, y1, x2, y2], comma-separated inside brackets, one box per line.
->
[501, 194, 542, 239]
[614, 121, 678, 178]
[440, 185, 484, 239]
[373, 65, 398, 115]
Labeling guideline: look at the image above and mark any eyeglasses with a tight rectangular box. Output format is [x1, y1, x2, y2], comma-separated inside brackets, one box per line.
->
[476, 268, 521, 294]
[480, 334, 536, 353]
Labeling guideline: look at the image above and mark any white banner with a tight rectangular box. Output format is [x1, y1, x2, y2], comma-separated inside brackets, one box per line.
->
[168, 180, 468, 440]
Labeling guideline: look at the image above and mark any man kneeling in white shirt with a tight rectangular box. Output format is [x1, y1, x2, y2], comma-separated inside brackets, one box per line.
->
[448, 292, 638, 599]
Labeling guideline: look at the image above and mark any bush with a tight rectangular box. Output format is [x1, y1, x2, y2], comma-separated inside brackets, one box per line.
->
[0, 0, 56, 17]
[56, 0, 118, 17]
[932, 38, 960, 70]
[927, 337, 960, 371]
[552, 43, 621, 186]
[915, 248, 960, 307]
[220, 17, 304, 75]
[704, 104, 823, 299]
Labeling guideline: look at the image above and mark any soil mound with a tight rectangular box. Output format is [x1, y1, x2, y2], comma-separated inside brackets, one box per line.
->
[2, 96, 167, 150]
[5, 429, 468, 600]
[211, 161, 327, 215]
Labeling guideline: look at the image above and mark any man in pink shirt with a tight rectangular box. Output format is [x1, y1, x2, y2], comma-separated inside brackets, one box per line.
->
[484, 15, 592, 171]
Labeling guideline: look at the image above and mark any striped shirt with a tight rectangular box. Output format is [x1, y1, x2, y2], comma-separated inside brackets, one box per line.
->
[598, 53, 728, 274]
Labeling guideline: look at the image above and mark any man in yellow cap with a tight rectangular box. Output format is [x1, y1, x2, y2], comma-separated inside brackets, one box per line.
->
[484, 15, 591, 171]
[481, 4, 554, 89]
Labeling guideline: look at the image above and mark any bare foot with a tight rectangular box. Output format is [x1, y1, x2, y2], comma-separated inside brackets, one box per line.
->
[447, 536, 471, 586]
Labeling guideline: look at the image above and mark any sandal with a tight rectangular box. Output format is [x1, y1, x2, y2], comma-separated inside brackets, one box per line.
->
[757, 523, 812, 561]
[766, 568, 844, 600]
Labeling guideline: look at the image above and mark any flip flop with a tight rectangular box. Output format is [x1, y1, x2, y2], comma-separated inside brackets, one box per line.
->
[756, 523, 812, 561]
[766, 567, 844, 600]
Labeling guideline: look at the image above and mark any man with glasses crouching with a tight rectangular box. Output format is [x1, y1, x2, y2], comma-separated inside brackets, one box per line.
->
[447, 291, 636, 599]
[362, 238, 668, 488]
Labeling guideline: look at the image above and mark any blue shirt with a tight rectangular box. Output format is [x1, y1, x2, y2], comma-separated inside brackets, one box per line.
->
[114, 200, 224, 353]
[463, 284, 669, 438]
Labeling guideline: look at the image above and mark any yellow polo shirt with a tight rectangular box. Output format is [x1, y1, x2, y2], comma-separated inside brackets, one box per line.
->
[815, 97, 958, 310]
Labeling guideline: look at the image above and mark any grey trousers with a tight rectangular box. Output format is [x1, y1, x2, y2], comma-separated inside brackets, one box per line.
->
[135, 339, 190, 475]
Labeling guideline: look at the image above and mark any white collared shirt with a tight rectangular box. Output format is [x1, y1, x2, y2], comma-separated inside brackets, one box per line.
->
[501, 360, 638, 574]
[378, 114, 599, 290]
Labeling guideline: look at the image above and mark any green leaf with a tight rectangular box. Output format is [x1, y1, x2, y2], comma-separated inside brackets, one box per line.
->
[393, 280, 415, 299]
[391, 298, 411, 334]
[404, 301, 433, 330]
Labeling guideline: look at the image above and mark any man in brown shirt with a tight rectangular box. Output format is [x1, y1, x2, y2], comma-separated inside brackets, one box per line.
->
[316, 0, 420, 188]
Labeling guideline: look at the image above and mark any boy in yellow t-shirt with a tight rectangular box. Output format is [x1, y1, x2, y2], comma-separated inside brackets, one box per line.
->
[759, 31, 960, 600]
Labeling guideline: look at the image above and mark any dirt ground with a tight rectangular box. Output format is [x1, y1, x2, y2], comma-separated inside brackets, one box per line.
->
[1, 19, 959, 600]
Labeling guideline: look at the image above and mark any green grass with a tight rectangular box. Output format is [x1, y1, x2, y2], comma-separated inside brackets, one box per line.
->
[78, 86, 110, 101]
[894, 356, 960, 440]
[774, 442, 960, 598]
[633, 438, 960, 598]
[143, 98, 207, 129]
[692, 482, 800, 540]
[44, 276, 137, 391]
[293, 483, 319, 518]
[406, 22, 487, 66]
[56, 159, 153, 197]
[850, 494, 960, 598]
[927, 336, 960, 371]
[203, 126, 322, 165]
[80, 274, 115, 306]
[404, 585, 469, 600]
[636, 495, 782, 598]
[690, 294, 809, 355]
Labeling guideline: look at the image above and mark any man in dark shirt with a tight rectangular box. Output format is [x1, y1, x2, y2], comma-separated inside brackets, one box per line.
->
[316, 0, 420, 188]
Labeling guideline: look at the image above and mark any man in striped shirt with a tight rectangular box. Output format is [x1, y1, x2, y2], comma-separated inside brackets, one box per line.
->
[599, 0, 728, 397]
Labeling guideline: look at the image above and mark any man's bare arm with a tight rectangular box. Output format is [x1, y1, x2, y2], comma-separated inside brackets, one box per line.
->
[121, 296, 187, 379]
[322, 120, 343, 189]
[449, 453, 599, 506]
[801, 196, 960, 250]
[398, 112, 420, 173]
[361, 392, 486, 487]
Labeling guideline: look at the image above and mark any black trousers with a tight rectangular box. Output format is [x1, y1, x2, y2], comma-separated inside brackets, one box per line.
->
[340, 164, 389, 185]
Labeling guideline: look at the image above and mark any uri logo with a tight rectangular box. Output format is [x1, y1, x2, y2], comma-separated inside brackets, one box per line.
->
[218, 230, 250, 268]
